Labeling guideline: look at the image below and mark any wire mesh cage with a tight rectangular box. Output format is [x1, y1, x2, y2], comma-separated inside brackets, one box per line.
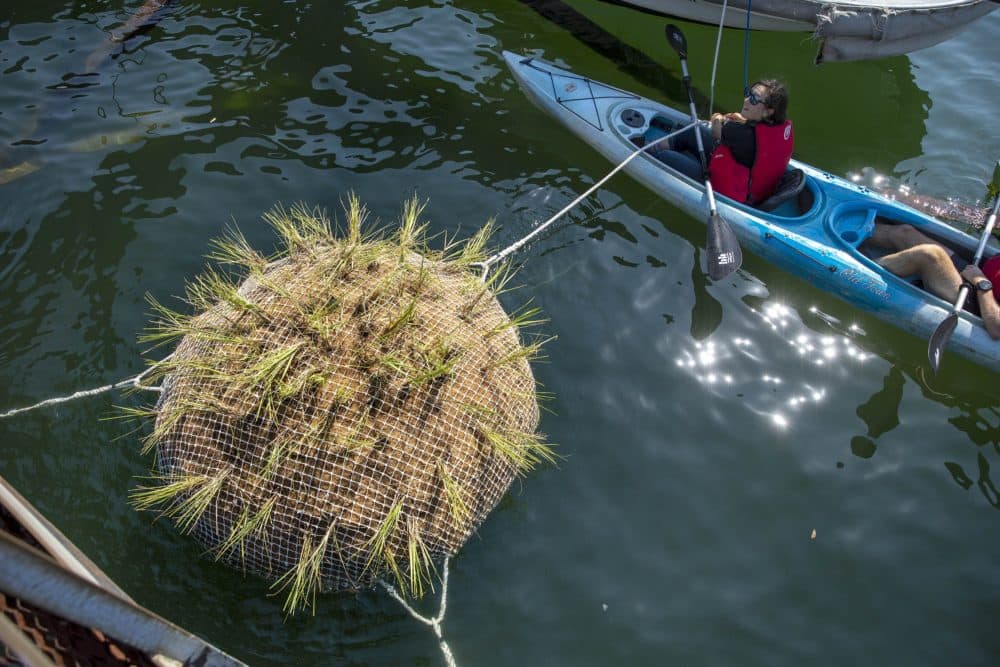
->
[129, 196, 553, 612]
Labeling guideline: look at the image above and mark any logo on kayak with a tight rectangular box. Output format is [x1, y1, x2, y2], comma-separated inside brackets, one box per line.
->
[564, 82, 577, 93]
[841, 268, 890, 300]
[717, 251, 736, 265]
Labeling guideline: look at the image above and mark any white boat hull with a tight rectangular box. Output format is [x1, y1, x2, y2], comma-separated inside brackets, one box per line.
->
[606, 0, 998, 61]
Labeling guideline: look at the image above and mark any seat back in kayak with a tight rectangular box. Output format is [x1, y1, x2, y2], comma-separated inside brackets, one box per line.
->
[759, 169, 806, 212]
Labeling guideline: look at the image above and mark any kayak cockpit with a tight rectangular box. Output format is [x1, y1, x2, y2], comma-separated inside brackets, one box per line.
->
[624, 108, 817, 218]
[833, 203, 991, 316]
[829, 201, 979, 264]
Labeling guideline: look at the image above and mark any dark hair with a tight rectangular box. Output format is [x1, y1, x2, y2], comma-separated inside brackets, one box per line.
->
[753, 79, 788, 124]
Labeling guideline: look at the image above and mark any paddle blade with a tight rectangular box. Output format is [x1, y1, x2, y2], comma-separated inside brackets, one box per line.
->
[665, 24, 687, 59]
[927, 312, 958, 373]
[706, 212, 742, 280]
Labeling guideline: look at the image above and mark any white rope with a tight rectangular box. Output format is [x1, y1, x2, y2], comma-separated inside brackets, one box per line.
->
[472, 122, 697, 281]
[5, 123, 702, 418]
[380, 557, 457, 667]
[0, 356, 167, 420]
[709, 0, 730, 113]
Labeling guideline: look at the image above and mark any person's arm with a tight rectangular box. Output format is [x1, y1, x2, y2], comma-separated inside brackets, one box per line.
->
[961, 264, 1000, 340]
[710, 113, 725, 143]
[711, 112, 748, 143]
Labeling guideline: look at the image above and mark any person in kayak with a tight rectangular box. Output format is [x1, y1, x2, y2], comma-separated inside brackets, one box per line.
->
[652, 80, 793, 206]
[866, 223, 1000, 339]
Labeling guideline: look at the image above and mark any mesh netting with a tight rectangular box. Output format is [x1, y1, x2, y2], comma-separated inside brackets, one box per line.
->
[133, 199, 551, 611]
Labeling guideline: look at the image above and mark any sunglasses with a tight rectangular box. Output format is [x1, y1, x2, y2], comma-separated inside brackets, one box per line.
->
[745, 89, 769, 106]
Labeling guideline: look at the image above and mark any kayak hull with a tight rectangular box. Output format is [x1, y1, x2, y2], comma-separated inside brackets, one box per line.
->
[604, 0, 997, 62]
[503, 50, 1000, 372]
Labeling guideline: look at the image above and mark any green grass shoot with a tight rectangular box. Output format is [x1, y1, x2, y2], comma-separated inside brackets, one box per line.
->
[481, 428, 558, 474]
[410, 339, 459, 386]
[341, 192, 367, 245]
[273, 523, 335, 615]
[405, 516, 433, 598]
[242, 341, 305, 415]
[364, 500, 403, 575]
[485, 302, 545, 338]
[437, 462, 471, 527]
[207, 225, 268, 272]
[185, 266, 262, 318]
[261, 430, 302, 480]
[130, 471, 228, 534]
[214, 496, 277, 565]
[264, 202, 332, 256]
[397, 194, 429, 258]
[452, 219, 494, 266]
[379, 297, 417, 341]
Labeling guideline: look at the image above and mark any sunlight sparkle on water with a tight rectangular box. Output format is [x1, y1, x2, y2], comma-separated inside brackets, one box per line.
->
[673, 299, 874, 431]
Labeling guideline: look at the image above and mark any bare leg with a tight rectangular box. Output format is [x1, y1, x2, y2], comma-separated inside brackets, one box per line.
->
[876, 244, 962, 301]
[866, 223, 963, 301]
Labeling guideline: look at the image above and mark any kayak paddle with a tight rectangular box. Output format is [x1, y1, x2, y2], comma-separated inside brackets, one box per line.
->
[665, 23, 742, 281]
[927, 160, 1000, 373]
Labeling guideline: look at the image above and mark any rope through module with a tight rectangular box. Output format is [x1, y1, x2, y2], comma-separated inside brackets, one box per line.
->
[1, 121, 699, 418]
[2, 121, 699, 422]
[380, 557, 457, 667]
[473, 121, 697, 280]
[0, 359, 165, 420]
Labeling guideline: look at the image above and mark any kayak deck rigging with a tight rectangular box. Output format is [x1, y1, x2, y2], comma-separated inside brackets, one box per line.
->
[521, 58, 639, 132]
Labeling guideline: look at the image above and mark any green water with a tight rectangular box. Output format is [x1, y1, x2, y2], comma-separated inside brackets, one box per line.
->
[1, 1, 998, 665]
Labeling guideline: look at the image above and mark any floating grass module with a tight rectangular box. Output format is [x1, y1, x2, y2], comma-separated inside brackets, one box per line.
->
[128, 196, 554, 613]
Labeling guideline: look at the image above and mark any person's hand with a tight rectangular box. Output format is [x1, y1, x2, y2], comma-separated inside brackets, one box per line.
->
[710, 113, 724, 143]
[725, 112, 747, 123]
[961, 263, 986, 283]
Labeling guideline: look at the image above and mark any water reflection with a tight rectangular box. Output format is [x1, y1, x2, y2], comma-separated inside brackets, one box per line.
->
[673, 299, 872, 430]
[670, 290, 1000, 509]
[848, 166, 988, 229]
[517, 0, 698, 106]
[926, 388, 1000, 509]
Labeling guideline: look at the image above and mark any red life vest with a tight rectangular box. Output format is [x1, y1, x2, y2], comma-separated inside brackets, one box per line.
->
[709, 120, 794, 205]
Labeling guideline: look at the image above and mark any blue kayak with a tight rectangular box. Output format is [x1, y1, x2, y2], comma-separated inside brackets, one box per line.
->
[503, 50, 1000, 372]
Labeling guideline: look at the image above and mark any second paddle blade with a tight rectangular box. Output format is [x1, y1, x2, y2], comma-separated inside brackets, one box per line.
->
[928, 312, 958, 373]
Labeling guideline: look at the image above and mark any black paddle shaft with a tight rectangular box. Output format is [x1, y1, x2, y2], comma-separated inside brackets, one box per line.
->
[664, 23, 741, 281]
[666, 25, 707, 174]
[676, 59, 709, 176]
